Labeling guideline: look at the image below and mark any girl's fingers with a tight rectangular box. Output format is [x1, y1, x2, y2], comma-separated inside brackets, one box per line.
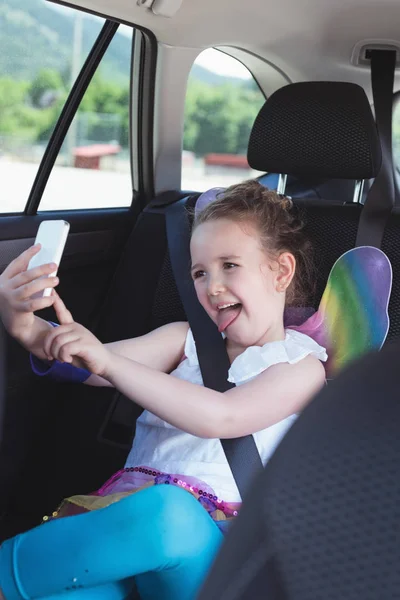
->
[43, 327, 58, 359]
[58, 341, 82, 364]
[43, 325, 72, 359]
[3, 244, 42, 279]
[48, 332, 81, 362]
[15, 276, 59, 301]
[10, 261, 58, 290]
[20, 294, 56, 314]
[52, 290, 74, 326]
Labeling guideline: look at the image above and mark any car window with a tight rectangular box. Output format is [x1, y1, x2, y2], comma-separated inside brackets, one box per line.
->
[0, 2, 104, 213]
[393, 98, 400, 171]
[39, 25, 134, 211]
[182, 49, 265, 192]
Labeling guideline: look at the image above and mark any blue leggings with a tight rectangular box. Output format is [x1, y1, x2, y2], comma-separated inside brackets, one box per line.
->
[0, 485, 223, 600]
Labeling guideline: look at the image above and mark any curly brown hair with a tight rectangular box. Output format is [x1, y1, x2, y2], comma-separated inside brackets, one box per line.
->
[192, 180, 315, 306]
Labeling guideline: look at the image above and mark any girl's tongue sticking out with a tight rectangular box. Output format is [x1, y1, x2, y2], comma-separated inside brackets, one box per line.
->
[216, 303, 242, 333]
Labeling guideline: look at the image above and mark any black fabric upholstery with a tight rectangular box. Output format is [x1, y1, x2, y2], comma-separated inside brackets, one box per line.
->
[150, 251, 185, 329]
[382, 208, 400, 342]
[0, 322, 4, 447]
[96, 210, 168, 343]
[248, 82, 381, 179]
[299, 203, 361, 305]
[198, 343, 400, 600]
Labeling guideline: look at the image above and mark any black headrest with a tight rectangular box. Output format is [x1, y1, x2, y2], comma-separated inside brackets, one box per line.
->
[248, 82, 382, 180]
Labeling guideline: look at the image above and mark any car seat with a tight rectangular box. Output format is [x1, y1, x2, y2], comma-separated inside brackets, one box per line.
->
[198, 342, 400, 600]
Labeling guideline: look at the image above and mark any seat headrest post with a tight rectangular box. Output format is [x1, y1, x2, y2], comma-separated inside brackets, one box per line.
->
[277, 174, 287, 195]
[352, 180, 365, 204]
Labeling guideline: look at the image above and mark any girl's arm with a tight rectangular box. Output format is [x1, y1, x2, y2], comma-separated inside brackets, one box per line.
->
[46, 290, 188, 388]
[44, 292, 325, 436]
[87, 322, 189, 387]
[102, 351, 325, 438]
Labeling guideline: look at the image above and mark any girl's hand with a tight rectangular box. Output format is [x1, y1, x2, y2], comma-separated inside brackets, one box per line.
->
[44, 291, 111, 377]
[0, 244, 59, 344]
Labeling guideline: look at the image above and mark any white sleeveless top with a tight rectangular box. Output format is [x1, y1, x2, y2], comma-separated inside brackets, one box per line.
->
[125, 328, 327, 502]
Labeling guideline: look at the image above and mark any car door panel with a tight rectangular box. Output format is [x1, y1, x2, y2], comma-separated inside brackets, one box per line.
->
[0, 207, 138, 540]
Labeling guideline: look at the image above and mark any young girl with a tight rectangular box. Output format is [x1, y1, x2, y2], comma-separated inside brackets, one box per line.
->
[0, 180, 327, 600]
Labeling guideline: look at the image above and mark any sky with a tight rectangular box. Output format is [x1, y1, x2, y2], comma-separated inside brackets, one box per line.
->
[45, 1, 250, 80]
[193, 48, 251, 80]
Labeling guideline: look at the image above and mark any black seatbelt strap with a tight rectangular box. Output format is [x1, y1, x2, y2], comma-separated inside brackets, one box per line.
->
[165, 198, 263, 497]
[356, 49, 396, 248]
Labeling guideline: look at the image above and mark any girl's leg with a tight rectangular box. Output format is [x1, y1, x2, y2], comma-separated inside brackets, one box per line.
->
[0, 485, 223, 600]
[0, 581, 136, 600]
[33, 580, 136, 600]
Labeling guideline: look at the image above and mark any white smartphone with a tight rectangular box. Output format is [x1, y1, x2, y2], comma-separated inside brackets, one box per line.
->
[28, 220, 70, 298]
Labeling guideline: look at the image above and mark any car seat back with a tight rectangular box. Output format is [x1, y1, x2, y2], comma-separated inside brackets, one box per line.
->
[198, 343, 400, 600]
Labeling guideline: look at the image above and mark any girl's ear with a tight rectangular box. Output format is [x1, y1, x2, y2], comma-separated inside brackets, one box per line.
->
[276, 252, 296, 293]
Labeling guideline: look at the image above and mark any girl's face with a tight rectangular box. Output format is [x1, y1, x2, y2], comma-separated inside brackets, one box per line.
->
[190, 218, 295, 349]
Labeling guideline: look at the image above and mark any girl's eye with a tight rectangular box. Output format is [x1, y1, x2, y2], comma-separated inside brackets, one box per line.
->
[192, 270, 206, 280]
[223, 262, 238, 270]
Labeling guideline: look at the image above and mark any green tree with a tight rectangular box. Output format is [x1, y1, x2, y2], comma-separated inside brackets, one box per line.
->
[35, 97, 67, 142]
[77, 73, 130, 147]
[183, 80, 264, 157]
[0, 68, 264, 158]
[234, 89, 263, 153]
[30, 68, 65, 108]
[185, 83, 237, 155]
[0, 78, 38, 138]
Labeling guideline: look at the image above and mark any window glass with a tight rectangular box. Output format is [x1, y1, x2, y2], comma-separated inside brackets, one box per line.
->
[39, 26, 133, 211]
[393, 98, 400, 170]
[0, 1, 104, 213]
[182, 49, 265, 191]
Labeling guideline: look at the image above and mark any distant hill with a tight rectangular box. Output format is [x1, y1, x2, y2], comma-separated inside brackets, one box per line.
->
[190, 63, 252, 88]
[0, 0, 131, 84]
[0, 0, 251, 88]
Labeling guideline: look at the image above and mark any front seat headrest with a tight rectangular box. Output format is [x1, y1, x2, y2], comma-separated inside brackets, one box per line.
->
[198, 342, 400, 599]
[248, 81, 382, 180]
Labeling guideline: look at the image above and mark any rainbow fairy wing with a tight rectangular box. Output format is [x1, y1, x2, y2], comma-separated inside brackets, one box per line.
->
[289, 246, 392, 378]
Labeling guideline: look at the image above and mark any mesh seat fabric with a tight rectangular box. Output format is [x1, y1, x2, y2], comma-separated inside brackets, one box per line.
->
[198, 343, 400, 600]
[248, 82, 381, 180]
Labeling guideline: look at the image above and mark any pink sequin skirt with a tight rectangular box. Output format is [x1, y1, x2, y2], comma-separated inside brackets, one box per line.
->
[48, 465, 241, 535]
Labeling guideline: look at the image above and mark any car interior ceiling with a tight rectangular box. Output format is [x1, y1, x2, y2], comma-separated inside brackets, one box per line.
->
[1, 0, 400, 553]
[59, 0, 400, 89]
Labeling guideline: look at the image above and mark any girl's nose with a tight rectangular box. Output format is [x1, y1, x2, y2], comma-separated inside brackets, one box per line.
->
[207, 276, 226, 296]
